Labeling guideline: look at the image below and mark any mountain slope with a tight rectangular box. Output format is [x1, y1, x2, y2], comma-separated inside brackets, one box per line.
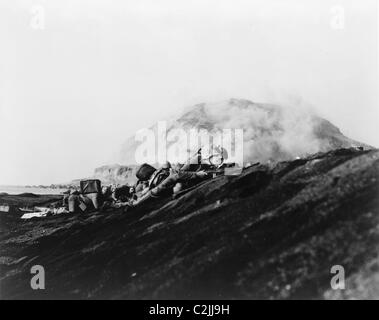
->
[1, 148, 378, 299]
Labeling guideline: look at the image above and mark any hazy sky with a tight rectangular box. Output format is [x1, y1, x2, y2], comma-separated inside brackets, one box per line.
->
[0, 0, 377, 185]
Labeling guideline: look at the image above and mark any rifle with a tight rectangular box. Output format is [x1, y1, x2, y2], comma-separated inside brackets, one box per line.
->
[202, 162, 260, 176]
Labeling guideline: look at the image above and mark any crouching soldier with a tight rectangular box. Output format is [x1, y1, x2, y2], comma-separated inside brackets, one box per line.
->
[132, 165, 208, 207]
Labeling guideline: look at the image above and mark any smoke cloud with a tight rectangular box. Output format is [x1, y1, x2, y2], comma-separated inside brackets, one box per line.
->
[120, 99, 362, 166]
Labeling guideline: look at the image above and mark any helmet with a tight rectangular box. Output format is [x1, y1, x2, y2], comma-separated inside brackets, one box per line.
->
[161, 161, 171, 169]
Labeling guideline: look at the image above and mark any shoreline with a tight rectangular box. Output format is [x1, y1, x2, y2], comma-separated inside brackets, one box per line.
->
[0, 186, 67, 196]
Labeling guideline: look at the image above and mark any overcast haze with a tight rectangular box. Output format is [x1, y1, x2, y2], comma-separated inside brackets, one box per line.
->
[0, 0, 377, 185]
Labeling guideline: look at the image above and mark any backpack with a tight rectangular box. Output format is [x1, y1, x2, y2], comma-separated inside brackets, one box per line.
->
[149, 168, 170, 190]
[114, 185, 131, 202]
[80, 179, 102, 195]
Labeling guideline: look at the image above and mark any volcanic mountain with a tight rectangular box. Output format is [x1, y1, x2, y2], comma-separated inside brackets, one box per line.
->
[118, 99, 368, 166]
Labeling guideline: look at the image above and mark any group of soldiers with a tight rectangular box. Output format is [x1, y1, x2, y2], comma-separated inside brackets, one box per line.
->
[63, 147, 232, 213]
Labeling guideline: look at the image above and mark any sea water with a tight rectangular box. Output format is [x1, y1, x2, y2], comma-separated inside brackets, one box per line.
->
[0, 186, 66, 195]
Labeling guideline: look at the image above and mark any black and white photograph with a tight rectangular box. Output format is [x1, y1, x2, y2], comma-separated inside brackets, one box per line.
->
[0, 0, 378, 304]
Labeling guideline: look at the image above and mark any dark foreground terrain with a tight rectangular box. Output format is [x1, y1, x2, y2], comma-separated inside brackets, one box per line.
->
[0, 193, 62, 208]
[1, 148, 378, 299]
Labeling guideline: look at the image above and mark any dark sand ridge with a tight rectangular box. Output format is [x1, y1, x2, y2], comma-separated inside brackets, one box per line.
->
[0, 148, 378, 299]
